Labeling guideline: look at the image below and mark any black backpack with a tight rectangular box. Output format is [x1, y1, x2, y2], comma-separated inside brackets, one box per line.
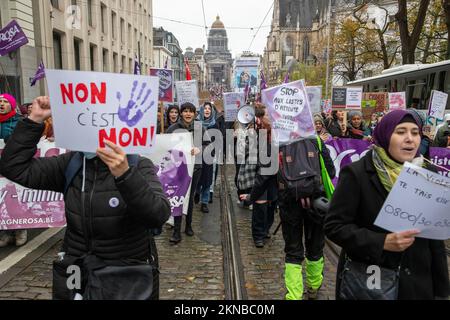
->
[277, 138, 323, 200]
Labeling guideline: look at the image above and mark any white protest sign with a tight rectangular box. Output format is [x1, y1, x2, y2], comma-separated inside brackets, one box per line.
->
[374, 162, 450, 240]
[261, 80, 315, 144]
[46, 70, 159, 154]
[428, 90, 448, 120]
[175, 80, 199, 109]
[223, 92, 245, 122]
[346, 87, 363, 110]
[145, 133, 194, 216]
[388, 92, 406, 110]
[306, 86, 322, 114]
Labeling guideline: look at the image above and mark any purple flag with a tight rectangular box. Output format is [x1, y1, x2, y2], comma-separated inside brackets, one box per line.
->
[283, 72, 290, 84]
[0, 20, 29, 56]
[30, 61, 45, 86]
[260, 70, 267, 90]
[134, 54, 141, 75]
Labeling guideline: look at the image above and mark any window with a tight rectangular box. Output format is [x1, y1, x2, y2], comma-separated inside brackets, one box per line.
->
[103, 49, 109, 72]
[113, 53, 118, 73]
[90, 44, 97, 71]
[303, 37, 310, 63]
[50, 0, 60, 9]
[74, 39, 81, 70]
[121, 55, 126, 73]
[53, 32, 63, 69]
[101, 4, 107, 34]
[112, 11, 117, 39]
[120, 19, 125, 43]
[87, 0, 93, 27]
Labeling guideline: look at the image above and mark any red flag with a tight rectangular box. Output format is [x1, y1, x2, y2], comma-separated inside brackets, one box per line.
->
[184, 59, 192, 80]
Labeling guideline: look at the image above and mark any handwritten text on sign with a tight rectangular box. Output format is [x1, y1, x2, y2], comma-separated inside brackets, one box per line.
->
[46, 70, 159, 154]
[374, 162, 450, 240]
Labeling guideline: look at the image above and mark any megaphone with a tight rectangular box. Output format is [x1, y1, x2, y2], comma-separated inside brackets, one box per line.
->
[237, 105, 255, 125]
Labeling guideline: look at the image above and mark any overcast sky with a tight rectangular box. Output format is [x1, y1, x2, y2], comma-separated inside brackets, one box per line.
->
[153, 0, 274, 56]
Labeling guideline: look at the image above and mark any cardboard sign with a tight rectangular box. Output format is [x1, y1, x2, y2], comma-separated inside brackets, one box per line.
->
[306, 86, 322, 114]
[146, 133, 194, 216]
[428, 90, 448, 120]
[223, 92, 245, 122]
[149, 68, 174, 102]
[0, 20, 29, 56]
[261, 80, 315, 144]
[46, 70, 159, 154]
[0, 140, 66, 230]
[374, 162, 450, 240]
[363, 92, 388, 112]
[331, 87, 347, 109]
[388, 92, 406, 110]
[175, 80, 200, 109]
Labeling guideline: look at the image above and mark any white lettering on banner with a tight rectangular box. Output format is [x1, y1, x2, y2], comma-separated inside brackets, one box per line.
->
[374, 162, 450, 240]
[0, 25, 21, 42]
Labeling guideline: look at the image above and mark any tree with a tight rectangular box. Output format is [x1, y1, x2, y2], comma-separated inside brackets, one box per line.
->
[444, 0, 450, 59]
[395, 0, 431, 64]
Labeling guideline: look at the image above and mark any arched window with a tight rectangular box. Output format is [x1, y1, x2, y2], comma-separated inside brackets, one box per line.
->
[302, 36, 310, 63]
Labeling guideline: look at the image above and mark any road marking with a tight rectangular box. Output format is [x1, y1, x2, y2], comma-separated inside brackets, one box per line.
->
[0, 228, 63, 275]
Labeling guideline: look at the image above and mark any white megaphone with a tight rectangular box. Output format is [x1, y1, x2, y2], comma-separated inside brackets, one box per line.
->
[237, 105, 255, 125]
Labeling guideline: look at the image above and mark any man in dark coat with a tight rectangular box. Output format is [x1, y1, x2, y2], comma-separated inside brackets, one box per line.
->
[0, 97, 171, 300]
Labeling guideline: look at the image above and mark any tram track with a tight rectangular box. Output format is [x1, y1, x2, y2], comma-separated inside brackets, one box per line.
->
[220, 165, 248, 300]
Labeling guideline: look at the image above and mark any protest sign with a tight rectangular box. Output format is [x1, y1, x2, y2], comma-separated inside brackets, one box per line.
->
[306, 86, 322, 114]
[150, 68, 174, 102]
[331, 87, 347, 109]
[361, 99, 377, 122]
[374, 162, 450, 240]
[0, 140, 66, 230]
[428, 90, 448, 120]
[388, 92, 406, 110]
[146, 133, 194, 216]
[332, 87, 363, 110]
[261, 80, 315, 144]
[430, 147, 450, 178]
[46, 69, 159, 154]
[175, 80, 200, 109]
[223, 92, 245, 122]
[0, 20, 29, 56]
[322, 99, 332, 114]
[363, 92, 388, 112]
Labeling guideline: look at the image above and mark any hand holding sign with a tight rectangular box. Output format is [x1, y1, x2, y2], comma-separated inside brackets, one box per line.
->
[116, 80, 155, 127]
[29, 96, 52, 124]
[96, 140, 130, 177]
[383, 229, 420, 252]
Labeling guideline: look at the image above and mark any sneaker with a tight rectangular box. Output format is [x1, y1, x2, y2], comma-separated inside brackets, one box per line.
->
[201, 203, 209, 213]
[15, 230, 28, 247]
[0, 233, 14, 248]
[307, 287, 320, 300]
[254, 240, 264, 248]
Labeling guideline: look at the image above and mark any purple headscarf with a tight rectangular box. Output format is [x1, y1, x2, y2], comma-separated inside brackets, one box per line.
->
[373, 109, 421, 151]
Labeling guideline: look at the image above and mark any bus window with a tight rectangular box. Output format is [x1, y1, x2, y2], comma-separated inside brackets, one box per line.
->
[407, 78, 427, 109]
[438, 71, 446, 91]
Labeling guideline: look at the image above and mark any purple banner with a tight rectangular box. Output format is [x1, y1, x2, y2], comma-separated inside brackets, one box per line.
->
[430, 147, 450, 178]
[150, 68, 174, 102]
[0, 20, 29, 56]
[0, 141, 66, 230]
[30, 61, 46, 86]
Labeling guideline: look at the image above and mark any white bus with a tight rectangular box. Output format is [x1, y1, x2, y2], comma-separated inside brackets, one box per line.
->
[348, 60, 450, 111]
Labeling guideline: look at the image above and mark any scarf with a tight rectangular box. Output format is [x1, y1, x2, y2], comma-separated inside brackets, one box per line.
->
[198, 106, 216, 129]
[0, 109, 17, 123]
[372, 146, 424, 192]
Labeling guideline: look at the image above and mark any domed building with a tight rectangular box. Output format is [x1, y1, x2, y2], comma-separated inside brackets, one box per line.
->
[204, 16, 233, 89]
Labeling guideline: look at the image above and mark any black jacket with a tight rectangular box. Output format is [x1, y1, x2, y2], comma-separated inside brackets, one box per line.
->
[0, 119, 171, 262]
[324, 150, 449, 299]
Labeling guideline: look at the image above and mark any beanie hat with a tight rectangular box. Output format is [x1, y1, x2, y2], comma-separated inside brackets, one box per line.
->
[0, 94, 17, 110]
[313, 113, 324, 126]
[348, 110, 363, 120]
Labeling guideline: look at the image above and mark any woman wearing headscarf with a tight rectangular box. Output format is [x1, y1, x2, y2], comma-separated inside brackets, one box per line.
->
[344, 110, 372, 140]
[164, 105, 180, 132]
[0, 93, 28, 248]
[325, 110, 449, 300]
[314, 113, 331, 143]
[196, 102, 217, 213]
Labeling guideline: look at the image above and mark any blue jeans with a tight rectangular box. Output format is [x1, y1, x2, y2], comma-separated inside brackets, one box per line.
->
[199, 183, 210, 204]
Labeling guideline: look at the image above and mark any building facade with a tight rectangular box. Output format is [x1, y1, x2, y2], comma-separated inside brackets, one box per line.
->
[184, 47, 205, 91]
[263, 0, 333, 85]
[204, 16, 233, 90]
[153, 27, 184, 81]
[0, 0, 40, 103]
[33, 0, 154, 95]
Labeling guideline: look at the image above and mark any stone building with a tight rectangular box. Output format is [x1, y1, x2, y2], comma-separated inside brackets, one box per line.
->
[153, 27, 184, 81]
[204, 16, 233, 90]
[263, 0, 334, 84]
[184, 46, 205, 91]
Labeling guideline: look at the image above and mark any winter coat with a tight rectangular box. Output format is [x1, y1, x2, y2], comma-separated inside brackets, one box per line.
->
[324, 150, 449, 300]
[0, 113, 21, 140]
[249, 140, 278, 203]
[325, 118, 343, 138]
[0, 118, 171, 263]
